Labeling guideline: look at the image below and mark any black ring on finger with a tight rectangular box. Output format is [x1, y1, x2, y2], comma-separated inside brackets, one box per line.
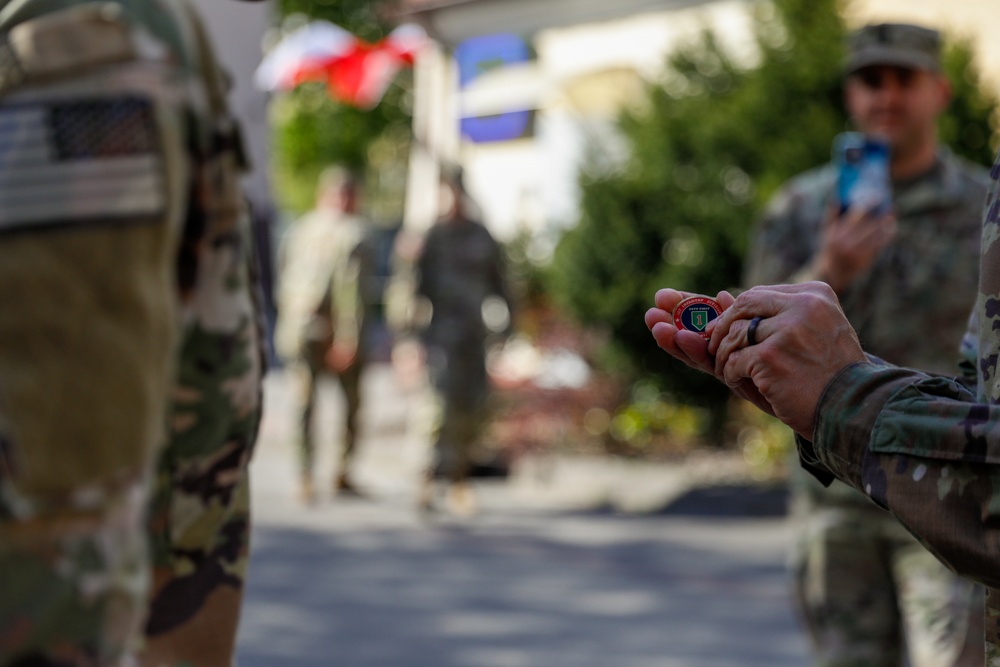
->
[746, 316, 763, 346]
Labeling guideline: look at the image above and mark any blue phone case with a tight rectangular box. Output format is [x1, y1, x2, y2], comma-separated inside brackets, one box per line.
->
[834, 132, 891, 215]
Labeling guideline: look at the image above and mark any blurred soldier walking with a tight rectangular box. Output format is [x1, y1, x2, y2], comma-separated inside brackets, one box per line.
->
[413, 167, 512, 515]
[275, 167, 375, 504]
[0, 1, 264, 665]
[744, 23, 986, 667]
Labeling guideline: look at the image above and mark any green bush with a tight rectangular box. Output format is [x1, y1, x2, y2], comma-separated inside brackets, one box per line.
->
[546, 0, 997, 440]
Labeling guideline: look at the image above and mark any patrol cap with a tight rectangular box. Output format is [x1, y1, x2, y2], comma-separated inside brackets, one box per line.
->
[844, 23, 942, 74]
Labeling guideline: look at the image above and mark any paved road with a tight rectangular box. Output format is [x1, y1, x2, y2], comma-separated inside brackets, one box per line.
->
[235, 366, 810, 667]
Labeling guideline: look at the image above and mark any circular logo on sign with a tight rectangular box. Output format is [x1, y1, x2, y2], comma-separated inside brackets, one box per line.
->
[673, 296, 723, 339]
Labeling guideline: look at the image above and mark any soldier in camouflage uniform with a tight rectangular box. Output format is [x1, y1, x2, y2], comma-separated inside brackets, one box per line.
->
[275, 166, 374, 504]
[645, 126, 1000, 667]
[743, 23, 986, 666]
[0, 0, 264, 665]
[413, 167, 511, 515]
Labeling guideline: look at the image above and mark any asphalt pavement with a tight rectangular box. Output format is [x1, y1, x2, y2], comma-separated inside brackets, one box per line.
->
[235, 365, 810, 667]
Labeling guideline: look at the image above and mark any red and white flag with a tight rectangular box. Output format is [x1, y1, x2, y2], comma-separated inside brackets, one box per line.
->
[254, 21, 427, 110]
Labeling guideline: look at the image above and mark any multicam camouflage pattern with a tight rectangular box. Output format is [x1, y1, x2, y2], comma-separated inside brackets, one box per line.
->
[0, 0, 263, 665]
[804, 149, 1000, 663]
[415, 213, 509, 480]
[141, 2, 264, 665]
[143, 202, 263, 665]
[747, 149, 989, 666]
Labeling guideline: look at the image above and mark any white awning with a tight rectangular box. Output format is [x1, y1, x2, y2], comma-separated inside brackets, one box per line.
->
[397, 0, 730, 47]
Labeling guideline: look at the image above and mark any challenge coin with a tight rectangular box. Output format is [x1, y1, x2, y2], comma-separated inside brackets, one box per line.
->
[673, 296, 723, 339]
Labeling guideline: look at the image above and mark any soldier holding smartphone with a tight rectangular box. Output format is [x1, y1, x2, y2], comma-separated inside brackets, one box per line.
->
[743, 23, 989, 667]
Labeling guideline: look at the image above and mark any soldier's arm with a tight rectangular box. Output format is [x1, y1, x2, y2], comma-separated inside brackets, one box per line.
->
[801, 357, 1000, 658]
[803, 366, 1000, 661]
[705, 282, 1000, 588]
[327, 233, 375, 372]
[803, 361, 1000, 589]
[489, 233, 514, 334]
[414, 231, 433, 300]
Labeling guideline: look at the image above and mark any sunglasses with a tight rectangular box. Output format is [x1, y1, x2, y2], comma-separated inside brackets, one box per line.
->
[851, 66, 920, 91]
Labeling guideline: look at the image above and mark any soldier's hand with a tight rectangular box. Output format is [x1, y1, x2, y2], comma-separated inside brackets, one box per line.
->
[811, 202, 896, 294]
[326, 341, 358, 373]
[391, 338, 426, 389]
[709, 282, 868, 439]
[646, 288, 777, 418]
[645, 289, 733, 375]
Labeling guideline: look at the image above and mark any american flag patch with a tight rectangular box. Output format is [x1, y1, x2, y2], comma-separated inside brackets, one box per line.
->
[0, 96, 166, 232]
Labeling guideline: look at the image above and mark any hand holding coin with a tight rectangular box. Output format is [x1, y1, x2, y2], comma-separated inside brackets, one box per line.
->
[644, 289, 732, 375]
[672, 296, 724, 339]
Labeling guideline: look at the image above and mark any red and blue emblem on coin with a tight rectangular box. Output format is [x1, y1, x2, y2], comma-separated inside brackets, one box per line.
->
[673, 296, 723, 339]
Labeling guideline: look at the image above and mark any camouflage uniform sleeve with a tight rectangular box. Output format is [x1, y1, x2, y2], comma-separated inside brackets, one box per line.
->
[486, 227, 514, 335]
[414, 226, 437, 301]
[803, 361, 1000, 661]
[809, 362, 998, 582]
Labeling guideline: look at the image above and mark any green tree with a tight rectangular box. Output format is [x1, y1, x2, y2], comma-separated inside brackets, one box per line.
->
[547, 0, 997, 438]
[271, 0, 412, 218]
[941, 38, 999, 165]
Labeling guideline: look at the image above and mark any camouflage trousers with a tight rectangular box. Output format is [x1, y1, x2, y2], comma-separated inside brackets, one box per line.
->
[790, 506, 984, 667]
[424, 343, 490, 482]
[291, 339, 362, 481]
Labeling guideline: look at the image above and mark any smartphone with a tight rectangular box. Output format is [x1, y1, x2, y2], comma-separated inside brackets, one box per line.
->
[833, 132, 891, 216]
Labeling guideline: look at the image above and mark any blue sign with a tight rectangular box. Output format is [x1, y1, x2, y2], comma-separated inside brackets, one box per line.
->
[455, 33, 534, 143]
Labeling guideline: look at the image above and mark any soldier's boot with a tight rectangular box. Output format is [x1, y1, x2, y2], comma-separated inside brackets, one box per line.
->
[298, 439, 316, 505]
[299, 474, 316, 505]
[334, 471, 366, 498]
[417, 474, 437, 513]
[446, 481, 477, 517]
